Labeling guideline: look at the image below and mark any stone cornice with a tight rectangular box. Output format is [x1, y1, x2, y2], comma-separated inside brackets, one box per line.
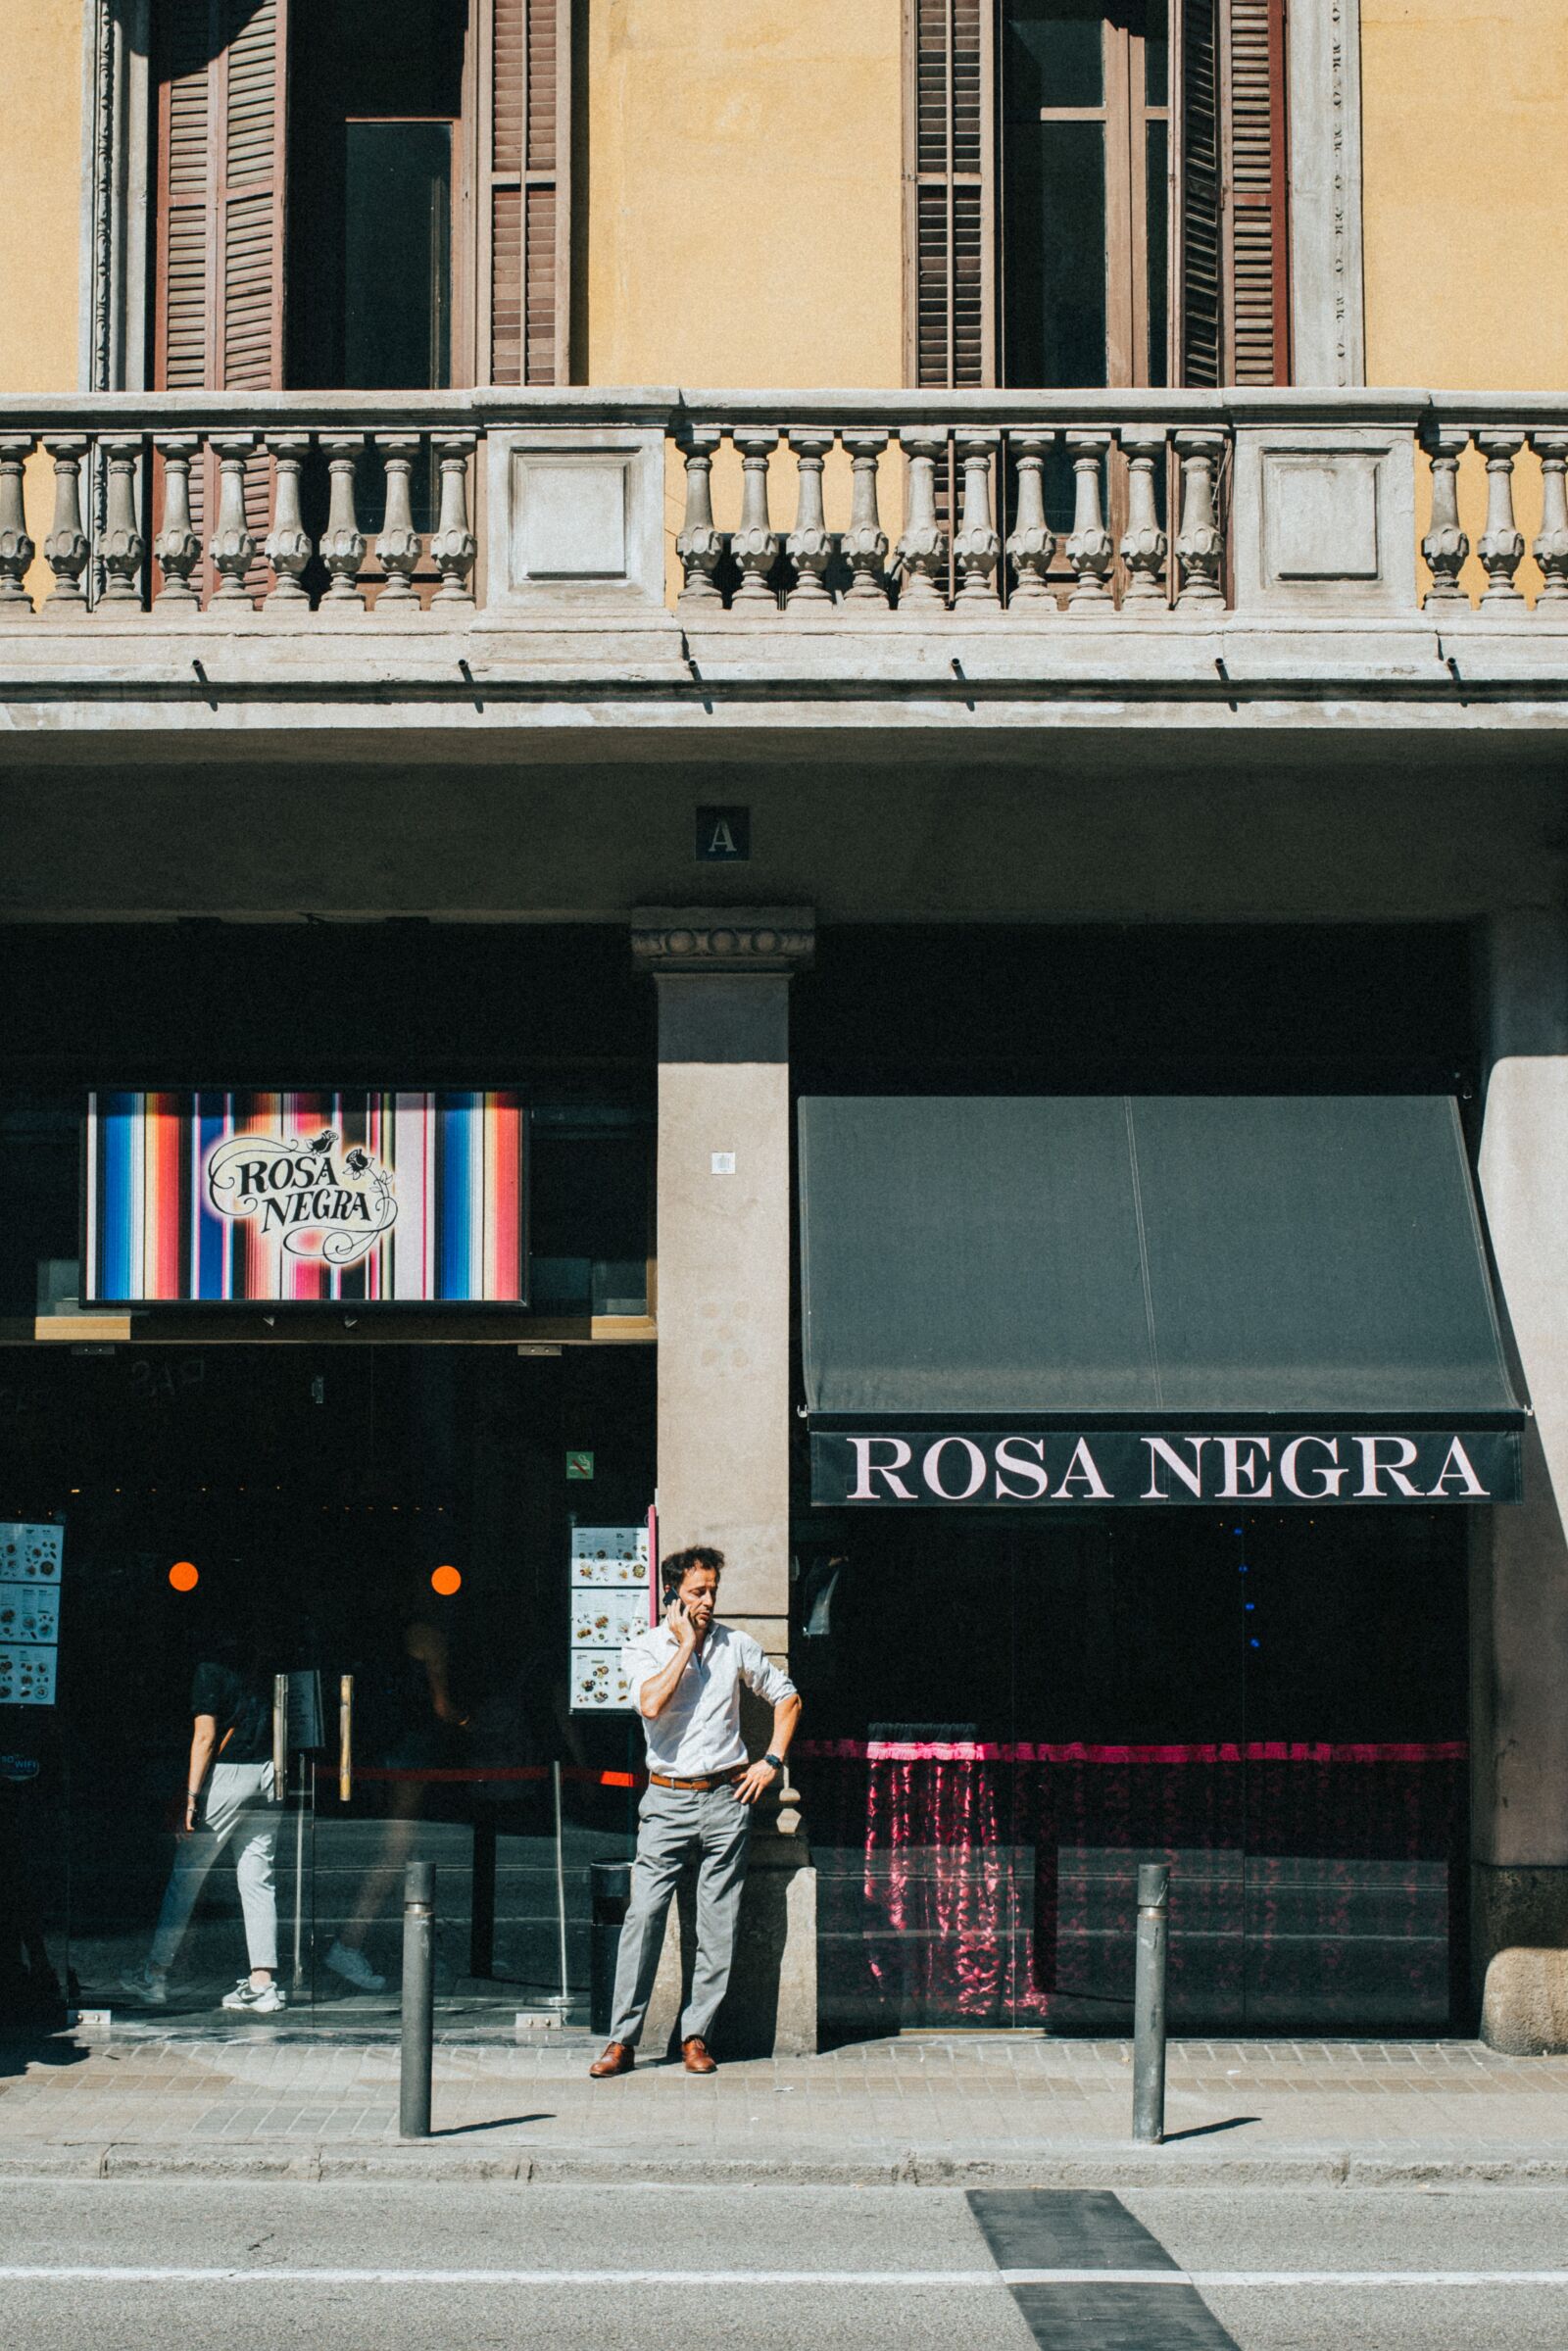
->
[630, 908, 815, 975]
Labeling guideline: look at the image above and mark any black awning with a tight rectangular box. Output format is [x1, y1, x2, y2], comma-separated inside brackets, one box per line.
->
[798, 1096, 1524, 1504]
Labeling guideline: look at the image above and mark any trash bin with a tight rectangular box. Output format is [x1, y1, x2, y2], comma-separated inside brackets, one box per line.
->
[589, 1860, 632, 2036]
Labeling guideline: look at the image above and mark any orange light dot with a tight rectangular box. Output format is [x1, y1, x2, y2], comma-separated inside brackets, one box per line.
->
[430, 1565, 462, 1597]
[169, 1561, 200, 1592]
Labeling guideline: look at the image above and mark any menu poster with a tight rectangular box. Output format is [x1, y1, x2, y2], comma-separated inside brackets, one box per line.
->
[569, 1524, 653, 1713]
[0, 1522, 64, 1709]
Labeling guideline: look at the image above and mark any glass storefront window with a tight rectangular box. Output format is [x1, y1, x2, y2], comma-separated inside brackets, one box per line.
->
[797, 1509, 1468, 2036]
[1, 1344, 653, 2027]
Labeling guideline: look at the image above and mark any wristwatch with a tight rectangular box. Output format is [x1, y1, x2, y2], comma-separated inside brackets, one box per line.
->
[762, 1751, 784, 1773]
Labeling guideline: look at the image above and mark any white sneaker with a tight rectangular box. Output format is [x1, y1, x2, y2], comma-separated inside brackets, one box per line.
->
[324, 1939, 386, 1992]
[120, 1964, 169, 2005]
[220, 1977, 285, 2014]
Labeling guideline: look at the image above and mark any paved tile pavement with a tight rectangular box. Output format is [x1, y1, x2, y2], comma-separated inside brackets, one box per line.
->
[4, 2027, 1568, 2181]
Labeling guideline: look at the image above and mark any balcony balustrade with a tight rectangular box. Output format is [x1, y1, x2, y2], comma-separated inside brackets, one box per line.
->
[0, 391, 1565, 635]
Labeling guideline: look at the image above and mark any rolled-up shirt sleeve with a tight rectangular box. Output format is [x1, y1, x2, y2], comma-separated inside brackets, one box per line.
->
[736, 1633, 798, 1709]
[620, 1633, 659, 1712]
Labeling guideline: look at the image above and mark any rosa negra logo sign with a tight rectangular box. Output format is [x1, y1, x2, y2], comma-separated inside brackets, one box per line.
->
[811, 1428, 1524, 1507]
[204, 1129, 397, 1267]
[84, 1090, 528, 1305]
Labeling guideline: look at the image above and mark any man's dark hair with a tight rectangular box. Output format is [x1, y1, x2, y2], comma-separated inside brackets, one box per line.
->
[661, 1543, 725, 1602]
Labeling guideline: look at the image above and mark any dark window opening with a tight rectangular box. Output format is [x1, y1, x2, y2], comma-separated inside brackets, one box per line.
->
[286, 1, 467, 539]
[1001, 0, 1170, 390]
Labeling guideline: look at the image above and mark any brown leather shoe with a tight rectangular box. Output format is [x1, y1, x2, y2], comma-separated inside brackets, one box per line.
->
[588, 2040, 634, 2079]
[682, 2036, 717, 2075]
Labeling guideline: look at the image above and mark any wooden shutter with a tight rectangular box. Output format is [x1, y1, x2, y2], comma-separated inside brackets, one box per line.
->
[482, 0, 571, 384]
[1226, 0, 1289, 383]
[906, 0, 994, 386]
[1178, 0, 1290, 385]
[155, 0, 289, 597]
[155, 0, 289, 394]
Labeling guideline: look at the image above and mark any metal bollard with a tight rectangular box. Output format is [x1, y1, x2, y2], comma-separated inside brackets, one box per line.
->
[400, 1860, 435, 2139]
[1132, 1861, 1169, 2144]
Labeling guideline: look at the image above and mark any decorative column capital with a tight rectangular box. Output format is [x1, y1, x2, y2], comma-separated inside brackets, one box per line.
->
[631, 907, 816, 976]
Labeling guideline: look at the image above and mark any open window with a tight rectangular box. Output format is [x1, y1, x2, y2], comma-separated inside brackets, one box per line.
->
[151, 0, 571, 399]
[907, 0, 1290, 389]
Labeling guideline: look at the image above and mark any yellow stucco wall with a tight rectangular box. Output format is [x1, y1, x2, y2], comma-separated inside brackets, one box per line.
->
[4, 0, 84, 595]
[1, 1, 82, 396]
[1363, 0, 1568, 392]
[1363, 0, 1568, 603]
[580, 0, 905, 391]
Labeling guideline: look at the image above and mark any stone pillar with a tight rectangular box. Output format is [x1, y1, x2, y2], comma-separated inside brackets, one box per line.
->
[1474, 912, 1568, 2052]
[630, 907, 817, 2056]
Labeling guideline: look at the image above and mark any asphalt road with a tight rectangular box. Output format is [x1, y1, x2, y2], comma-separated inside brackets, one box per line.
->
[2, 2180, 1567, 2349]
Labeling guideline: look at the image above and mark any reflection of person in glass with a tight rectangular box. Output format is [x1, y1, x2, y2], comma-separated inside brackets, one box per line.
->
[122, 1648, 283, 2013]
[323, 1614, 468, 1993]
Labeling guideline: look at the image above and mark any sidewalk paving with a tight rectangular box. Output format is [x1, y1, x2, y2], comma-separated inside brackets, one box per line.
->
[5, 2027, 1568, 2185]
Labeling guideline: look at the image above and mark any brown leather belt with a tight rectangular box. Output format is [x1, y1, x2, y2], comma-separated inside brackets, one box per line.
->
[649, 1765, 747, 1792]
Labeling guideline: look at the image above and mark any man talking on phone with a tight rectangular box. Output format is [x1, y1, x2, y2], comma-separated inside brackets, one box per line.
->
[589, 1543, 801, 2077]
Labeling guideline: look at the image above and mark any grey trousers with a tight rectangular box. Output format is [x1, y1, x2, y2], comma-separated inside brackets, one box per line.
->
[149, 1761, 278, 1974]
[608, 1782, 752, 2048]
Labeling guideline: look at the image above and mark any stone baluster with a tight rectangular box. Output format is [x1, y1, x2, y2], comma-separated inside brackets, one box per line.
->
[731, 429, 781, 605]
[1530, 431, 1568, 606]
[784, 429, 834, 605]
[1064, 430, 1114, 610]
[208, 434, 257, 603]
[953, 433, 1002, 604]
[1004, 432, 1055, 606]
[1420, 425, 1471, 606]
[1173, 429, 1227, 608]
[675, 426, 724, 606]
[262, 434, 313, 604]
[0, 435, 36, 613]
[41, 436, 89, 612]
[375, 434, 423, 607]
[99, 436, 146, 605]
[430, 435, 478, 606]
[840, 430, 890, 604]
[1119, 430, 1169, 608]
[894, 432, 950, 611]
[1476, 430, 1526, 606]
[152, 435, 203, 606]
[318, 434, 367, 607]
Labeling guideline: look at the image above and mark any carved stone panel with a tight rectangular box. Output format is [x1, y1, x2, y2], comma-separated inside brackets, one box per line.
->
[1233, 424, 1419, 616]
[486, 428, 666, 611]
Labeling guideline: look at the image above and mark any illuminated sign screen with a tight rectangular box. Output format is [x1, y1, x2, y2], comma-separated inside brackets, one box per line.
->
[84, 1091, 527, 1305]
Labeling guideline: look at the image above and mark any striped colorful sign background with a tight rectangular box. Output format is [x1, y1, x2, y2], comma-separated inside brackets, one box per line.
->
[84, 1092, 526, 1305]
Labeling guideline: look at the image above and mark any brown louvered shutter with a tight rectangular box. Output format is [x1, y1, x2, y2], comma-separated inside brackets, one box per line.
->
[1178, 0, 1289, 385]
[1225, 0, 1289, 383]
[1177, 0, 1223, 388]
[483, 0, 571, 385]
[155, 0, 288, 393]
[906, 0, 994, 386]
[155, 0, 289, 596]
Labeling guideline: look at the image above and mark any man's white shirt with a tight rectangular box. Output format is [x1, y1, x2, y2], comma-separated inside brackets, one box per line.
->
[620, 1620, 797, 1776]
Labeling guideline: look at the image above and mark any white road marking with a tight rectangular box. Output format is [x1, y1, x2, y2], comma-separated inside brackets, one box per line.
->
[1002, 2270, 1568, 2288]
[1, 2266, 1567, 2289]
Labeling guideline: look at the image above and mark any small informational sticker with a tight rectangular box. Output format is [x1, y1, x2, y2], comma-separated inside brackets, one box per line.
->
[565, 1450, 595, 1481]
[710, 1151, 736, 1174]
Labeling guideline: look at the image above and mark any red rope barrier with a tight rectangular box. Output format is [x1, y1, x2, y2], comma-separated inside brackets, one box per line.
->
[310, 1762, 646, 1787]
